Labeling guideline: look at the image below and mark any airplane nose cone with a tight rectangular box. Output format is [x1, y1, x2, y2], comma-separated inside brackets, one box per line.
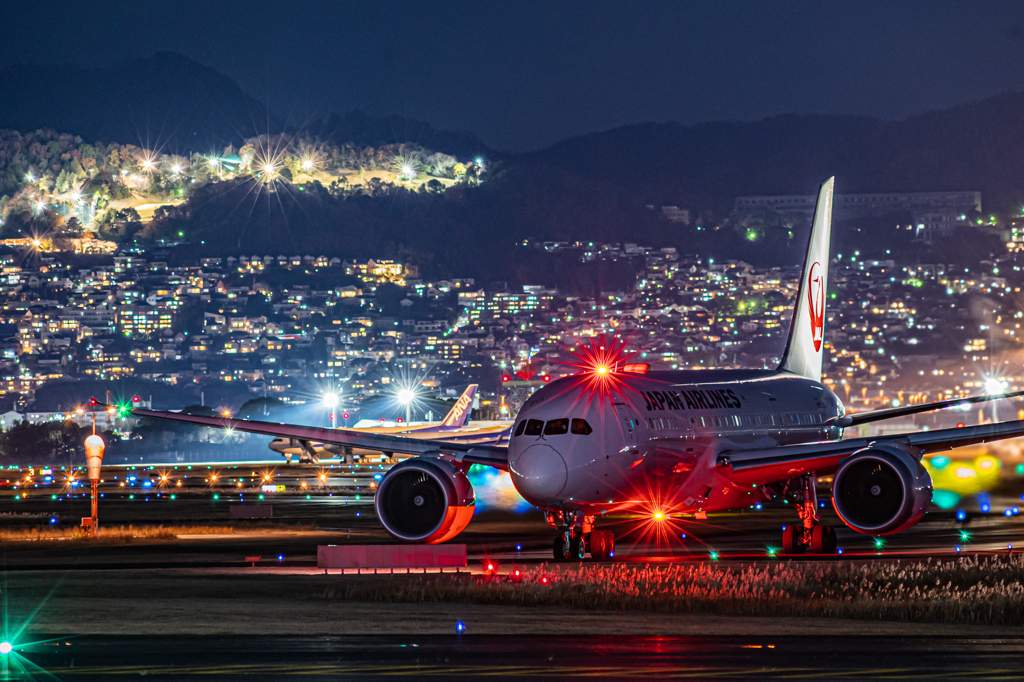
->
[510, 444, 567, 501]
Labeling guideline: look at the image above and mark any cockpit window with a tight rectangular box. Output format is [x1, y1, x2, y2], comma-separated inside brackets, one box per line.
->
[514, 420, 527, 437]
[544, 418, 569, 435]
[571, 418, 593, 435]
[524, 419, 544, 436]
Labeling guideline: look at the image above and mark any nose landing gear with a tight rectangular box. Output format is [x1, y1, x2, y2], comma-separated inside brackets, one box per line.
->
[553, 532, 585, 561]
[547, 510, 613, 561]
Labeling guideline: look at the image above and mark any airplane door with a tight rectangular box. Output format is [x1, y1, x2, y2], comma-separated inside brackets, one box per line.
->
[615, 401, 640, 448]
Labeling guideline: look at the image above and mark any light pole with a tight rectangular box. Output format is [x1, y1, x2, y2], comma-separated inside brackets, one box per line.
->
[324, 393, 338, 428]
[398, 388, 415, 425]
[84, 433, 105, 537]
[985, 378, 1007, 423]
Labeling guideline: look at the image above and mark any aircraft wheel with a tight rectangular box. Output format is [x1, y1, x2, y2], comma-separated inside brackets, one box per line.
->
[568, 535, 585, 560]
[590, 530, 615, 560]
[553, 534, 571, 562]
[812, 525, 837, 554]
[782, 526, 805, 555]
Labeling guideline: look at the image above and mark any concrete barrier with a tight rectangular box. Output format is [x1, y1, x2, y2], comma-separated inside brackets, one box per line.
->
[318, 544, 467, 569]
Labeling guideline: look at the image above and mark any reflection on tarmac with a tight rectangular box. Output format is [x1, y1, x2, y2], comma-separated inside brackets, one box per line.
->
[12, 634, 1024, 680]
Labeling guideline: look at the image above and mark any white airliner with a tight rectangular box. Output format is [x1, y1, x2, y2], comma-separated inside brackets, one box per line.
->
[131, 177, 1024, 559]
[267, 384, 511, 464]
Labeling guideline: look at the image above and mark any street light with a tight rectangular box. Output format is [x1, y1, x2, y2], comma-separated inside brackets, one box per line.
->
[397, 388, 415, 424]
[985, 377, 1008, 422]
[324, 394, 338, 428]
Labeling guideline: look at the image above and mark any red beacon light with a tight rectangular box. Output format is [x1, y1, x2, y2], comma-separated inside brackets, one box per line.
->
[541, 375, 551, 382]
[622, 363, 649, 375]
[132, 395, 140, 403]
[396, 417, 404, 424]
[342, 412, 350, 420]
[501, 374, 512, 383]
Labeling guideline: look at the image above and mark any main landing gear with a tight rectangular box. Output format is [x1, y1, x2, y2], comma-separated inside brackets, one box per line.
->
[547, 510, 615, 561]
[780, 473, 837, 555]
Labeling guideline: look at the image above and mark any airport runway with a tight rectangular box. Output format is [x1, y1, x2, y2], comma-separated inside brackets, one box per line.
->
[3, 465, 1024, 679]
[6, 634, 1024, 680]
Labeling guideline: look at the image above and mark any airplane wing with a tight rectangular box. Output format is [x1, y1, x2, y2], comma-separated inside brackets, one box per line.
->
[830, 390, 1024, 427]
[130, 408, 509, 470]
[716, 418, 1024, 486]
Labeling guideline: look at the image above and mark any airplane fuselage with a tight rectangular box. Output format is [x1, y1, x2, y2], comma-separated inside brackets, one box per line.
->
[507, 369, 845, 516]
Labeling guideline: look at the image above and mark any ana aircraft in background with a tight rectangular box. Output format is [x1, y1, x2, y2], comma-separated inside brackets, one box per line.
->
[133, 177, 1024, 559]
[266, 385, 511, 464]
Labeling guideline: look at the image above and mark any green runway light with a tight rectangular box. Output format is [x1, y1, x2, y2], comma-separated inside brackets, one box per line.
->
[766, 547, 778, 557]
[709, 551, 719, 561]
[874, 537, 885, 549]
[213, 494, 219, 500]
[0, 641, 11, 655]
[959, 529, 971, 542]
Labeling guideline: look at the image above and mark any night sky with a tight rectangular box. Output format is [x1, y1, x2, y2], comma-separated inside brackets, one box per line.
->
[4, 0, 1024, 151]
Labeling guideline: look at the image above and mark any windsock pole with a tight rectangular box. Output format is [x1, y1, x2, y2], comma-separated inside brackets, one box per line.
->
[85, 431, 105, 538]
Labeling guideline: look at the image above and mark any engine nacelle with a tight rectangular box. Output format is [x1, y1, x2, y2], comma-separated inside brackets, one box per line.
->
[374, 457, 475, 544]
[832, 445, 932, 535]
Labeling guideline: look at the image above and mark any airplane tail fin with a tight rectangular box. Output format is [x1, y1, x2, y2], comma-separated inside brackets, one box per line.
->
[440, 384, 478, 427]
[778, 177, 835, 383]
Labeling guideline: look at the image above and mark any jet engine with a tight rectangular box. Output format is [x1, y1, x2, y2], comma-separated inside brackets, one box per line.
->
[374, 457, 475, 544]
[832, 445, 932, 535]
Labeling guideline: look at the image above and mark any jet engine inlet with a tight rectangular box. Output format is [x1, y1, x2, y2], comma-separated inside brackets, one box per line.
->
[832, 445, 932, 535]
[374, 458, 475, 543]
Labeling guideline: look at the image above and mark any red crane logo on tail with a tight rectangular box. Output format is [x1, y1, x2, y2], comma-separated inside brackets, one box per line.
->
[808, 261, 824, 352]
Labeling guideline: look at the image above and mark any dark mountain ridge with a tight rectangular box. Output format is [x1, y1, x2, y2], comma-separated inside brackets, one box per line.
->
[0, 52, 494, 158]
[0, 52, 272, 151]
[518, 91, 1024, 213]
